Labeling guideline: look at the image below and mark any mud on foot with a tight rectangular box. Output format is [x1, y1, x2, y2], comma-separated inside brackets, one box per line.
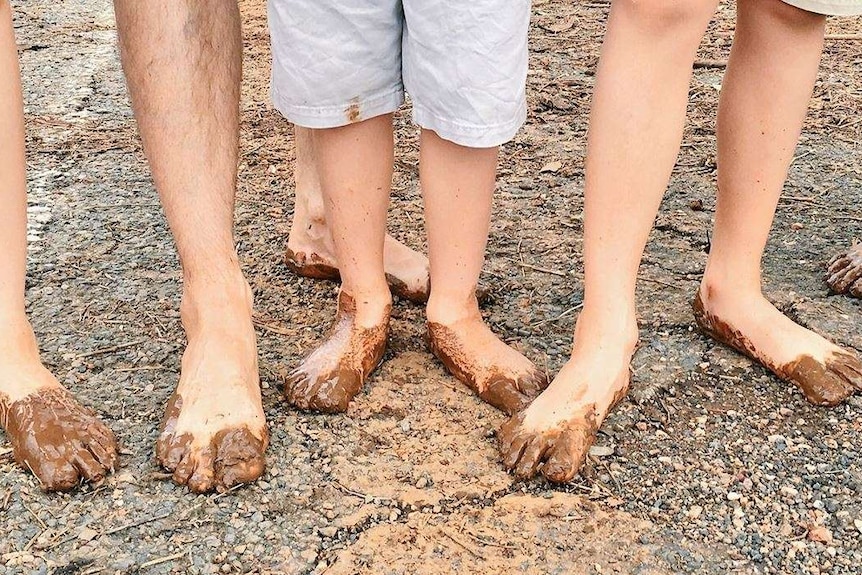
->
[1, 384, 118, 491]
[426, 316, 548, 415]
[693, 288, 862, 406]
[285, 291, 389, 413]
[156, 391, 268, 494]
[826, 242, 862, 298]
[498, 359, 630, 483]
[286, 234, 431, 304]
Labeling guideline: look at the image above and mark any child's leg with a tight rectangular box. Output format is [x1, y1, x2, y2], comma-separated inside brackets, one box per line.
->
[402, 0, 546, 414]
[287, 126, 431, 303]
[827, 242, 862, 297]
[500, 0, 719, 481]
[421, 131, 547, 414]
[697, 0, 861, 403]
[284, 116, 394, 413]
[0, 2, 117, 491]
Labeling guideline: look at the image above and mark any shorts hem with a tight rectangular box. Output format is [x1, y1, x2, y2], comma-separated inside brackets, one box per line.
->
[780, 0, 862, 15]
[411, 100, 527, 148]
[272, 84, 405, 129]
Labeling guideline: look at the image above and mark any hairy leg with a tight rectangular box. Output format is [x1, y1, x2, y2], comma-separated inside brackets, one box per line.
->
[286, 126, 431, 302]
[500, 0, 719, 482]
[284, 116, 393, 413]
[697, 0, 861, 405]
[0, 2, 117, 491]
[114, 0, 267, 493]
[421, 130, 546, 414]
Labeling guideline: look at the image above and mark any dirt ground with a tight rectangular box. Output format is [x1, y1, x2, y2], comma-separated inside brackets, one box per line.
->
[2, 0, 861, 574]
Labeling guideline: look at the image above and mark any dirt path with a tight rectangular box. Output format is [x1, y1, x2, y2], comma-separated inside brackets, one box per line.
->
[2, 1, 861, 574]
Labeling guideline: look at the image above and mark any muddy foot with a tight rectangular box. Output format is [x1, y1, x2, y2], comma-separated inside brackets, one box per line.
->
[826, 242, 862, 298]
[156, 286, 268, 493]
[693, 287, 862, 406]
[286, 234, 431, 304]
[285, 291, 389, 413]
[498, 353, 630, 483]
[1, 378, 118, 491]
[426, 315, 548, 415]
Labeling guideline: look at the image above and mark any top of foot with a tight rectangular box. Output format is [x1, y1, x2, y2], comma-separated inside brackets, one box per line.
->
[426, 316, 548, 415]
[693, 287, 862, 406]
[1, 375, 118, 491]
[284, 291, 390, 413]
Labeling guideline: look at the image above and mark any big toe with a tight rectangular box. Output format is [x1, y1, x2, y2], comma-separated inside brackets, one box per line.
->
[24, 449, 80, 492]
[214, 427, 267, 492]
[542, 426, 595, 484]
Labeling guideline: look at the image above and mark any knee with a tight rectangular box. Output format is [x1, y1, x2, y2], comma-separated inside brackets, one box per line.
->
[611, 0, 719, 34]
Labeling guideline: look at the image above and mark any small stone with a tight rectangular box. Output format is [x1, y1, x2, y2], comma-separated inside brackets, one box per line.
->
[415, 477, 428, 489]
[854, 519, 862, 533]
[727, 492, 741, 501]
[687, 505, 703, 519]
[807, 526, 833, 545]
[589, 445, 614, 457]
[78, 528, 98, 542]
[689, 199, 704, 211]
[790, 222, 804, 230]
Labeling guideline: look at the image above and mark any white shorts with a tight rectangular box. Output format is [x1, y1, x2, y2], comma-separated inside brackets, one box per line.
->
[268, 0, 531, 148]
[782, 0, 862, 15]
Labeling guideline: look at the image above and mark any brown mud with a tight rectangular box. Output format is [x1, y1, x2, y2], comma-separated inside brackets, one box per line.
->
[426, 321, 548, 415]
[156, 393, 269, 494]
[498, 373, 630, 482]
[692, 289, 862, 406]
[284, 291, 389, 413]
[826, 242, 862, 297]
[1, 387, 117, 492]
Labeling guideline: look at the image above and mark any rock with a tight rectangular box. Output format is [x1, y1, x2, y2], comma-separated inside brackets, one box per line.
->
[589, 445, 614, 457]
[807, 526, 833, 545]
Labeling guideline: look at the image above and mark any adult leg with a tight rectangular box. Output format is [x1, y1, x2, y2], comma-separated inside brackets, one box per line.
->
[114, 0, 267, 493]
[696, 0, 861, 404]
[422, 131, 547, 415]
[284, 116, 394, 413]
[287, 126, 431, 303]
[0, 1, 117, 491]
[826, 242, 862, 297]
[500, 0, 720, 482]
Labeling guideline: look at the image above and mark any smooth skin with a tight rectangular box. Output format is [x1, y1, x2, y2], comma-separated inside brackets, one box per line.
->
[501, 0, 861, 483]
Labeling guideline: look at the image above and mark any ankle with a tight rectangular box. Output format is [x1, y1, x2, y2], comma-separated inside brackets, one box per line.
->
[0, 314, 42, 365]
[699, 270, 763, 308]
[180, 270, 254, 334]
[425, 290, 480, 326]
[344, 287, 392, 328]
[572, 305, 639, 353]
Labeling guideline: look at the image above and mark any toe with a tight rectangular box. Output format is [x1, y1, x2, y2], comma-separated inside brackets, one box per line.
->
[517, 370, 550, 399]
[214, 427, 267, 492]
[832, 353, 862, 392]
[481, 377, 531, 415]
[542, 425, 596, 484]
[172, 449, 197, 486]
[26, 451, 80, 492]
[826, 255, 850, 278]
[501, 430, 530, 471]
[73, 448, 107, 483]
[85, 431, 118, 472]
[308, 373, 357, 414]
[156, 432, 190, 471]
[850, 278, 862, 298]
[187, 446, 216, 494]
[513, 435, 553, 480]
[829, 261, 862, 293]
[285, 370, 316, 409]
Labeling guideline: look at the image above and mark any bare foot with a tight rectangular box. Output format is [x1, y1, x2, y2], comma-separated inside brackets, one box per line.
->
[498, 324, 633, 482]
[0, 326, 117, 491]
[285, 291, 390, 413]
[826, 242, 862, 298]
[694, 285, 862, 406]
[156, 281, 268, 493]
[286, 220, 431, 303]
[426, 312, 548, 415]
